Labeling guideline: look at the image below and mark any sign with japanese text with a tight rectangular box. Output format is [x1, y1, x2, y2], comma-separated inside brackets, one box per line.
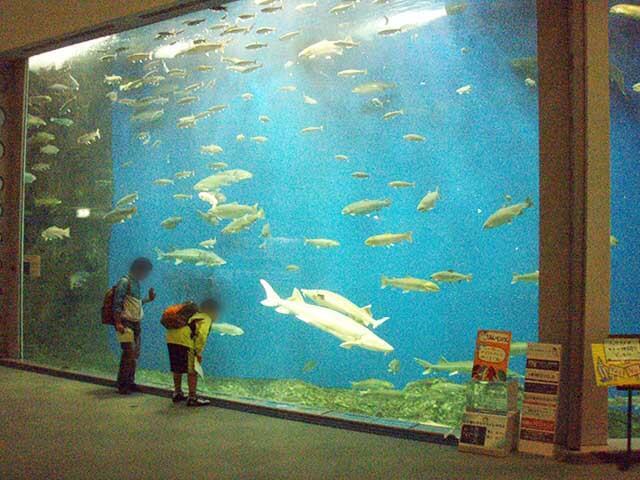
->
[592, 343, 640, 387]
[604, 338, 640, 362]
[472, 330, 512, 382]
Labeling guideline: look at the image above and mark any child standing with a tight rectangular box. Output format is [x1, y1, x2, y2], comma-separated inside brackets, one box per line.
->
[166, 299, 219, 406]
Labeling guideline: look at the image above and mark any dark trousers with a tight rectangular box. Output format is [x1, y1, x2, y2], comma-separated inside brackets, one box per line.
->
[116, 322, 141, 390]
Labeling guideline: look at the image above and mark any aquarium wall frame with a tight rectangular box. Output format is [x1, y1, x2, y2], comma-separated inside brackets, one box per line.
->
[537, 0, 610, 452]
[0, 59, 27, 360]
[0, 0, 616, 454]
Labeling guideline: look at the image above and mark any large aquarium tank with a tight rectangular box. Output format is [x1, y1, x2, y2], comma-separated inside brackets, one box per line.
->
[608, 1, 640, 436]
[21, 0, 541, 433]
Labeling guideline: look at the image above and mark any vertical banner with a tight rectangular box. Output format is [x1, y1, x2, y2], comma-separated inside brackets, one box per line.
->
[472, 330, 512, 382]
[518, 343, 562, 456]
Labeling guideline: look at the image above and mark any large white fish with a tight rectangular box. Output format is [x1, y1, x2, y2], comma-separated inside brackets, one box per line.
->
[260, 280, 394, 353]
[210, 323, 244, 336]
[298, 37, 353, 59]
[301, 289, 389, 329]
[155, 247, 226, 267]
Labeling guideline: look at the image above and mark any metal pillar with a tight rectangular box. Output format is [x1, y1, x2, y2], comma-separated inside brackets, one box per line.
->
[537, 0, 611, 451]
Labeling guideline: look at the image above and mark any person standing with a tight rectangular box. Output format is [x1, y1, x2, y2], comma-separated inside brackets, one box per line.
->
[113, 257, 156, 394]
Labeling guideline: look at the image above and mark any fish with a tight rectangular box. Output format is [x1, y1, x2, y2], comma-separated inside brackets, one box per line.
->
[383, 110, 404, 120]
[245, 42, 268, 50]
[298, 38, 348, 59]
[351, 379, 394, 391]
[301, 289, 388, 329]
[29, 95, 52, 105]
[183, 18, 206, 26]
[633, 83, 640, 93]
[352, 82, 396, 95]
[131, 109, 164, 122]
[388, 181, 415, 188]
[31, 163, 51, 172]
[228, 63, 264, 74]
[200, 144, 224, 155]
[153, 178, 174, 186]
[387, 359, 401, 374]
[250, 136, 268, 143]
[337, 69, 367, 77]
[174, 171, 195, 180]
[417, 187, 440, 212]
[209, 22, 230, 31]
[261, 4, 283, 13]
[456, 84, 472, 95]
[278, 85, 297, 92]
[381, 276, 440, 293]
[200, 202, 260, 223]
[302, 360, 317, 372]
[48, 83, 71, 92]
[295, 2, 317, 11]
[49, 117, 74, 127]
[208, 162, 229, 170]
[241, 93, 254, 101]
[76, 129, 101, 145]
[610, 235, 619, 247]
[34, 197, 62, 208]
[106, 91, 118, 102]
[41, 226, 70, 241]
[27, 114, 47, 128]
[377, 27, 404, 36]
[304, 238, 340, 248]
[176, 116, 198, 129]
[431, 270, 472, 283]
[365, 232, 413, 247]
[342, 198, 391, 216]
[483, 197, 534, 229]
[156, 247, 226, 267]
[161, 216, 183, 230]
[198, 191, 225, 207]
[610, 4, 640, 20]
[256, 27, 276, 35]
[610, 62, 626, 96]
[210, 323, 244, 336]
[222, 209, 265, 234]
[351, 172, 369, 179]
[261, 223, 271, 237]
[279, 31, 301, 41]
[335, 154, 349, 161]
[58, 96, 77, 114]
[329, 1, 355, 14]
[30, 132, 55, 144]
[260, 280, 394, 353]
[180, 41, 228, 56]
[173, 194, 193, 201]
[286, 265, 301, 272]
[127, 52, 152, 63]
[416, 357, 522, 378]
[303, 94, 318, 105]
[222, 56, 258, 66]
[24, 172, 36, 184]
[69, 271, 90, 290]
[194, 169, 253, 192]
[404, 133, 426, 142]
[119, 79, 144, 92]
[259, 115, 271, 123]
[103, 206, 137, 224]
[512, 270, 539, 285]
[115, 192, 138, 208]
[300, 126, 323, 134]
[40, 145, 59, 155]
[334, 37, 360, 48]
[370, 98, 384, 108]
[510, 341, 529, 357]
[176, 96, 199, 105]
[100, 54, 117, 62]
[104, 75, 122, 85]
[525, 78, 536, 88]
[199, 238, 217, 249]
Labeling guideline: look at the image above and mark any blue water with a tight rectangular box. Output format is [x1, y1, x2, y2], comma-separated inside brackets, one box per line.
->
[106, 0, 539, 389]
[609, 0, 640, 335]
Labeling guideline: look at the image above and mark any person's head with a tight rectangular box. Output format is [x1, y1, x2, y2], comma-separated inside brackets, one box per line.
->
[200, 298, 220, 320]
[129, 257, 153, 281]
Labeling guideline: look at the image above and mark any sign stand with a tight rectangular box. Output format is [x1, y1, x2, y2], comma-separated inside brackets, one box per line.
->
[617, 385, 639, 471]
[591, 335, 640, 471]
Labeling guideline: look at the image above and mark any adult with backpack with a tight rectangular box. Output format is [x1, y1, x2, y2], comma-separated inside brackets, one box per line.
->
[163, 299, 219, 406]
[102, 257, 156, 395]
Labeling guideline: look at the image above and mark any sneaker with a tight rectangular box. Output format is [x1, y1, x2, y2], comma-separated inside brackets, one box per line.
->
[172, 392, 188, 403]
[187, 397, 211, 407]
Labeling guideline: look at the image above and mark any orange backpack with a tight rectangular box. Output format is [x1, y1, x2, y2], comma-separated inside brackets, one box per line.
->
[160, 302, 199, 329]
